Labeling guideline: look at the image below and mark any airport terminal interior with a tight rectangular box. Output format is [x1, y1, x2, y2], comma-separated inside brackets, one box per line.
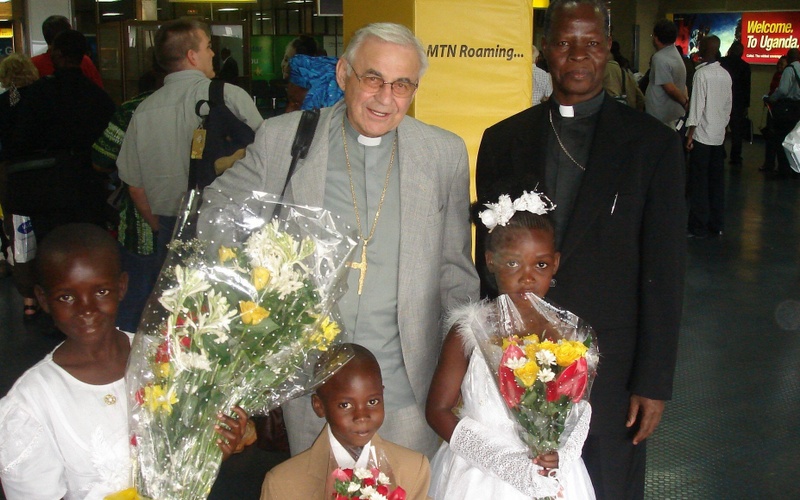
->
[2, 0, 800, 498]
[2, 139, 799, 498]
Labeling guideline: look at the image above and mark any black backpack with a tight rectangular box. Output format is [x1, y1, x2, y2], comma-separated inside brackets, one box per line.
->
[188, 79, 256, 190]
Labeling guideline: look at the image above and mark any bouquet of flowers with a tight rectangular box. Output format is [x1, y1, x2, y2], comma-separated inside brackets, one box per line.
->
[472, 293, 599, 457]
[126, 190, 357, 499]
[331, 467, 406, 500]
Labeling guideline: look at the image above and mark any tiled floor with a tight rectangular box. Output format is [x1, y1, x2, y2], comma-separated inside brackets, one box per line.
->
[2, 138, 800, 498]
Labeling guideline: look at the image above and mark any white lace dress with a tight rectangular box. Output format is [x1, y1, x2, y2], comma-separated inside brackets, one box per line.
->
[429, 308, 595, 500]
[0, 335, 133, 500]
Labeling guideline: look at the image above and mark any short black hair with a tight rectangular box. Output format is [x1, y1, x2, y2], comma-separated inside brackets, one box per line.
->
[727, 41, 744, 58]
[36, 223, 120, 289]
[653, 19, 678, 45]
[544, 0, 610, 40]
[51, 30, 89, 67]
[316, 343, 381, 395]
[42, 15, 71, 45]
[291, 35, 318, 57]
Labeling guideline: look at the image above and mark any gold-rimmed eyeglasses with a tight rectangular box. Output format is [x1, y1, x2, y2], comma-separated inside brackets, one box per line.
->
[347, 62, 419, 98]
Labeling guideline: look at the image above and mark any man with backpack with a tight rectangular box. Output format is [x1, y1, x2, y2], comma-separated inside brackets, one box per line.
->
[117, 17, 262, 266]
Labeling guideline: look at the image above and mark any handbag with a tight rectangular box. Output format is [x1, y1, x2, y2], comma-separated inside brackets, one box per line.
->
[783, 120, 800, 173]
[771, 65, 800, 129]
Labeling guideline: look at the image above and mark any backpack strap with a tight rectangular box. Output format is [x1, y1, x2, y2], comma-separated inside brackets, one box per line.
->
[209, 78, 225, 107]
[281, 108, 321, 197]
[194, 79, 226, 120]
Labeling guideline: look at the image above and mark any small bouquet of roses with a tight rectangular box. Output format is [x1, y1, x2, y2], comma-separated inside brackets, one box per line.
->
[126, 190, 357, 499]
[331, 467, 406, 500]
[473, 293, 599, 457]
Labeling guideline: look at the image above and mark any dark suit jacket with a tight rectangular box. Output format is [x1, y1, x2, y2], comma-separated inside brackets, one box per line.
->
[218, 57, 239, 84]
[720, 56, 751, 109]
[476, 95, 686, 436]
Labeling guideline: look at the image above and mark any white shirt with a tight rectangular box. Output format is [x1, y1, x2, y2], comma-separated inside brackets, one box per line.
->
[118, 70, 262, 216]
[687, 61, 732, 146]
[0, 335, 134, 500]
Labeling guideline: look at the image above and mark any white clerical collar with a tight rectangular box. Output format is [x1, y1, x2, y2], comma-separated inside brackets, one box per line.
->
[328, 425, 373, 469]
[559, 104, 575, 118]
[358, 134, 382, 147]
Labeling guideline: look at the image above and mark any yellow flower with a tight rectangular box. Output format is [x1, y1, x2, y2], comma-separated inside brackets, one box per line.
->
[251, 267, 271, 290]
[143, 384, 178, 415]
[514, 361, 540, 387]
[104, 488, 143, 500]
[155, 363, 171, 378]
[310, 316, 341, 351]
[320, 316, 340, 343]
[538, 340, 558, 355]
[523, 342, 539, 360]
[240, 301, 270, 325]
[522, 333, 540, 345]
[553, 340, 588, 367]
[218, 246, 237, 263]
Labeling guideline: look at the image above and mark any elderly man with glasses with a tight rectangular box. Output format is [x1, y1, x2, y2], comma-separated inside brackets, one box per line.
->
[205, 22, 479, 459]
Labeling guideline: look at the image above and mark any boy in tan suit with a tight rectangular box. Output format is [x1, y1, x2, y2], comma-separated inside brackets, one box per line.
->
[261, 344, 430, 499]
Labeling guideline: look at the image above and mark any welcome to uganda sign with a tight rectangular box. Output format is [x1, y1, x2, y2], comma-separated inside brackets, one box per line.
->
[673, 11, 799, 66]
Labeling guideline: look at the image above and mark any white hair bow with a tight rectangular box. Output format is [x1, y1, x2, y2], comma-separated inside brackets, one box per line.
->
[478, 191, 556, 232]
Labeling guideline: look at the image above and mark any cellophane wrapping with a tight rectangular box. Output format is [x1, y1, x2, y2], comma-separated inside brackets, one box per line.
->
[470, 293, 599, 457]
[126, 190, 357, 499]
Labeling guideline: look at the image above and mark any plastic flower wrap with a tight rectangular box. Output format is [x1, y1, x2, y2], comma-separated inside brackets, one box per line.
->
[327, 446, 406, 500]
[126, 190, 357, 499]
[470, 293, 599, 457]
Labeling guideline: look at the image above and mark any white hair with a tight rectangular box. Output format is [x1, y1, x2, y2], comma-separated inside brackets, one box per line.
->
[342, 22, 429, 77]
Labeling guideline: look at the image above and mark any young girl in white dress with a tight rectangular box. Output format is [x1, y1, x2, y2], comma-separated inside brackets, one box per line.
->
[426, 192, 596, 499]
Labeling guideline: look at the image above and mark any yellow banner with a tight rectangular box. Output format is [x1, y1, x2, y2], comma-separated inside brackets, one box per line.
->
[414, 0, 532, 199]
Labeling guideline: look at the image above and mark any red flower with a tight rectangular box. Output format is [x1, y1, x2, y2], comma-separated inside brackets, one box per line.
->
[388, 486, 407, 500]
[362, 477, 376, 487]
[134, 387, 145, 405]
[155, 341, 171, 363]
[179, 336, 192, 349]
[499, 343, 526, 407]
[334, 495, 348, 500]
[546, 357, 588, 403]
[130, 434, 138, 446]
[331, 468, 352, 482]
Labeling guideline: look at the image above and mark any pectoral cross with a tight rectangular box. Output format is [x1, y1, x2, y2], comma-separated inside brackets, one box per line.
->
[347, 243, 368, 295]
